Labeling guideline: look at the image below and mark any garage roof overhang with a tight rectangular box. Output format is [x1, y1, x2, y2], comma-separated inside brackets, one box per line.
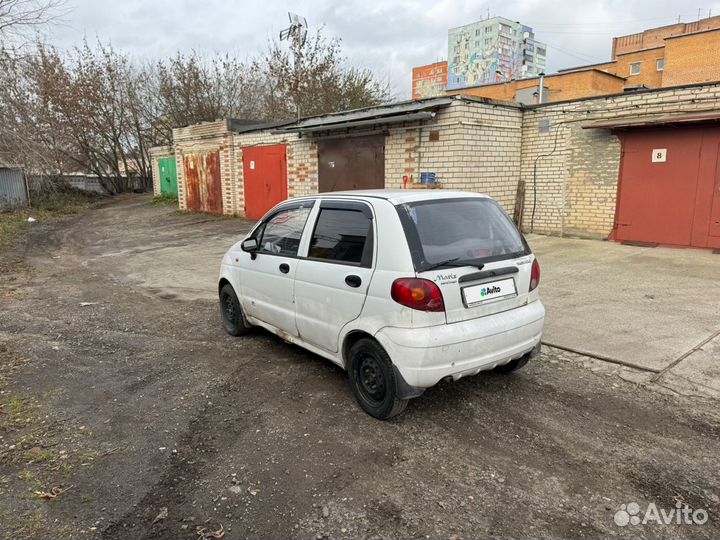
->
[583, 111, 720, 130]
[272, 97, 454, 135]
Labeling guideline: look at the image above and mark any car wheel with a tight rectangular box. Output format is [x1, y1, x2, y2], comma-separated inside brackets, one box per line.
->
[494, 354, 530, 374]
[219, 283, 251, 336]
[348, 338, 408, 420]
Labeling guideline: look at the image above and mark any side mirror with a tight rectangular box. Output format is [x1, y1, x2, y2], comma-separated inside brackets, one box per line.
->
[241, 238, 258, 253]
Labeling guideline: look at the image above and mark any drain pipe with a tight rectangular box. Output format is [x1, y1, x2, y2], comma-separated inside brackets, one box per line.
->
[538, 72, 545, 104]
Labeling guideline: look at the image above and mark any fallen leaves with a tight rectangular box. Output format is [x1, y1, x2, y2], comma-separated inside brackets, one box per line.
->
[152, 506, 168, 524]
[35, 485, 72, 499]
[197, 524, 224, 539]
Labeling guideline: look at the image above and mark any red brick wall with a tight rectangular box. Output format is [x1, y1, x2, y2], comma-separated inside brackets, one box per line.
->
[662, 30, 720, 86]
[612, 15, 720, 58]
[614, 47, 665, 87]
[447, 70, 625, 104]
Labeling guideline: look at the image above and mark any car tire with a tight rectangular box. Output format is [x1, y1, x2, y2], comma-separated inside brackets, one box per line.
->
[219, 283, 251, 336]
[494, 354, 530, 374]
[348, 338, 408, 420]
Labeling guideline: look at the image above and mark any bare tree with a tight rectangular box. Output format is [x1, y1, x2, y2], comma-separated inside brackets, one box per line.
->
[0, 0, 67, 49]
[0, 41, 154, 194]
[0, 25, 392, 197]
[149, 51, 267, 141]
[257, 28, 391, 121]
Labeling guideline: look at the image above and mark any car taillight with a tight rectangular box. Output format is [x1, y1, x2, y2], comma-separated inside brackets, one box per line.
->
[391, 278, 445, 312]
[529, 258, 541, 292]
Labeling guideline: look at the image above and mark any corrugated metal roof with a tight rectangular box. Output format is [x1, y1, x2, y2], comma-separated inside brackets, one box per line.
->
[229, 119, 295, 134]
[583, 111, 720, 129]
[287, 111, 436, 134]
[273, 97, 455, 133]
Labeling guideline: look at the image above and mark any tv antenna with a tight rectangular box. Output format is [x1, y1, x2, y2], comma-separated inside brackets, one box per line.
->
[280, 12, 308, 46]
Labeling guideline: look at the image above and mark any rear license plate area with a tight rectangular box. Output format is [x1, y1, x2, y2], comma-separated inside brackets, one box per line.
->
[462, 277, 517, 307]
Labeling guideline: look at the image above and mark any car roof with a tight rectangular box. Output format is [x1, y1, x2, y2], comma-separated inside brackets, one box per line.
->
[293, 189, 490, 205]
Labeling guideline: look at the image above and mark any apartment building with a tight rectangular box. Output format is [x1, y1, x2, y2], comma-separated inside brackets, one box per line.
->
[419, 15, 720, 105]
[411, 61, 448, 100]
[447, 16, 546, 89]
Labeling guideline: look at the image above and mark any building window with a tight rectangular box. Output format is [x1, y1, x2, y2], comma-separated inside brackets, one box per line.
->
[657, 57, 665, 71]
[629, 62, 641, 75]
[475, 29, 480, 36]
[485, 26, 492, 34]
[536, 47, 546, 57]
[484, 38, 492, 46]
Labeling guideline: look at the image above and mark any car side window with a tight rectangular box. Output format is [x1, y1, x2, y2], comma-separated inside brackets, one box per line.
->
[308, 206, 373, 266]
[257, 205, 312, 257]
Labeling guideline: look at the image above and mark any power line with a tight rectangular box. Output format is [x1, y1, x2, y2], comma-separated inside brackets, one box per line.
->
[544, 42, 605, 64]
[533, 12, 707, 28]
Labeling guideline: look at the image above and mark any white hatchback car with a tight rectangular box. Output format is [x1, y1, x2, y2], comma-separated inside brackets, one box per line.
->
[218, 190, 544, 419]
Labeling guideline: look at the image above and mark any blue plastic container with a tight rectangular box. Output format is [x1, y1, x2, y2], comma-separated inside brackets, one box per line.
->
[420, 172, 436, 184]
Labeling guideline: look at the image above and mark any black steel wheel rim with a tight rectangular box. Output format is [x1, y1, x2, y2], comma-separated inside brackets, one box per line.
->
[222, 293, 237, 325]
[357, 353, 386, 404]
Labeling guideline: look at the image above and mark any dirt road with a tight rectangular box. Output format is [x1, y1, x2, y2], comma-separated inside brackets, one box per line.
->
[0, 195, 718, 539]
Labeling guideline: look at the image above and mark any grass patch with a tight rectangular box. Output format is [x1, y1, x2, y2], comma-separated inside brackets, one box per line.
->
[152, 192, 179, 206]
[0, 396, 38, 431]
[17, 470, 37, 482]
[0, 192, 98, 250]
[23, 448, 54, 464]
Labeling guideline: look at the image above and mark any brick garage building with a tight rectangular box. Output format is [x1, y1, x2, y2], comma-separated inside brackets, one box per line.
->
[270, 97, 524, 214]
[520, 81, 720, 249]
[164, 82, 720, 250]
[169, 119, 311, 217]
[166, 97, 524, 219]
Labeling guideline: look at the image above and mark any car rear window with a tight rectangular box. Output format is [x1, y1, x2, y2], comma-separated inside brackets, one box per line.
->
[396, 197, 529, 271]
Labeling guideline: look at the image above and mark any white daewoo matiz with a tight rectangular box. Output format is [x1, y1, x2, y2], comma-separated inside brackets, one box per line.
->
[218, 190, 545, 419]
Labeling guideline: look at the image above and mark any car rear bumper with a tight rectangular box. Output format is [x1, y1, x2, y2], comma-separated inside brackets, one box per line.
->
[375, 300, 545, 389]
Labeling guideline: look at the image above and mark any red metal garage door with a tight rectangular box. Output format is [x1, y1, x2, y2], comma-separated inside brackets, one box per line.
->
[614, 126, 720, 249]
[242, 145, 288, 220]
[183, 151, 223, 214]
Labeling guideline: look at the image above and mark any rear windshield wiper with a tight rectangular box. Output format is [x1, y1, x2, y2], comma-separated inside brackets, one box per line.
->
[423, 258, 485, 272]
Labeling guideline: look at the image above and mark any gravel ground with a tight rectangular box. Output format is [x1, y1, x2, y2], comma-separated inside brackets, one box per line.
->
[0, 195, 718, 539]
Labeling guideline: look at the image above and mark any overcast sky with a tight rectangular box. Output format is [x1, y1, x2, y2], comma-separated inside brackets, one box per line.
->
[46, 0, 720, 99]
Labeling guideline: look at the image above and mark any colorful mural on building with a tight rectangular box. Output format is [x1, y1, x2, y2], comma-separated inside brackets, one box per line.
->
[447, 16, 546, 90]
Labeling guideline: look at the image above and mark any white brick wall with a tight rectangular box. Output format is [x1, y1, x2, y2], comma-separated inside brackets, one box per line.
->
[167, 83, 720, 238]
[148, 145, 173, 196]
[385, 100, 523, 214]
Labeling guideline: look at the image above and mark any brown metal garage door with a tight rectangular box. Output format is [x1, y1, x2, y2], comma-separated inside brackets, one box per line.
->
[317, 135, 385, 192]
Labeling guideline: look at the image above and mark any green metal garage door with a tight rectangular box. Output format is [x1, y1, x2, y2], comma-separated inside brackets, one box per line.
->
[158, 157, 178, 196]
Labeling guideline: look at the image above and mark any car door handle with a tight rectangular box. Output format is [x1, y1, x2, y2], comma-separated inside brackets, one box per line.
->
[345, 274, 362, 288]
[279, 263, 290, 274]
